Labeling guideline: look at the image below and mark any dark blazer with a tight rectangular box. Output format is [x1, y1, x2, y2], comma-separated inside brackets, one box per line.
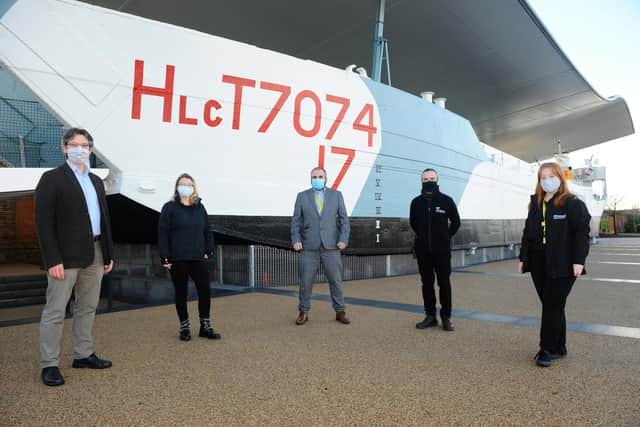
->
[410, 190, 461, 253]
[519, 194, 591, 278]
[291, 188, 350, 250]
[34, 163, 113, 269]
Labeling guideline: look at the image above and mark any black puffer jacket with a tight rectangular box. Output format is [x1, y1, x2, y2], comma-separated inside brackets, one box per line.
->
[519, 193, 591, 278]
[410, 191, 461, 253]
[158, 197, 214, 263]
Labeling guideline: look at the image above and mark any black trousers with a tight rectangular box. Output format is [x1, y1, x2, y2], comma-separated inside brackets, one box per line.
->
[529, 249, 575, 354]
[169, 260, 211, 322]
[416, 250, 452, 318]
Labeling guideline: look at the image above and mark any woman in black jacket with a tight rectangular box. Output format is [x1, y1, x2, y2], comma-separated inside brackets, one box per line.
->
[159, 173, 221, 341]
[518, 162, 590, 367]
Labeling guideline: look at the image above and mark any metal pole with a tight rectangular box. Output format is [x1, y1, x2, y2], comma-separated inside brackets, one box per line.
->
[217, 245, 223, 285]
[248, 245, 255, 288]
[106, 275, 112, 312]
[385, 254, 391, 277]
[18, 135, 26, 167]
[383, 39, 391, 84]
[371, 0, 386, 82]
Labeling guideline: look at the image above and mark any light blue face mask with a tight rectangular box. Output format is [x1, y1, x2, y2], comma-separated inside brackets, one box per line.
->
[67, 145, 90, 164]
[540, 176, 560, 193]
[311, 178, 325, 190]
[177, 184, 194, 198]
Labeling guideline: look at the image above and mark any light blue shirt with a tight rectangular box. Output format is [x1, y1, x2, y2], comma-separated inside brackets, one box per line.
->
[67, 160, 101, 236]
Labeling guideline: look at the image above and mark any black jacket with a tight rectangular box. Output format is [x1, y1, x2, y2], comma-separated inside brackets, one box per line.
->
[158, 198, 214, 263]
[519, 194, 591, 278]
[410, 191, 461, 253]
[34, 163, 113, 269]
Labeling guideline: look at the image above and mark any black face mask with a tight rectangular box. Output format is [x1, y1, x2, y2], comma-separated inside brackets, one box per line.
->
[421, 181, 439, 198]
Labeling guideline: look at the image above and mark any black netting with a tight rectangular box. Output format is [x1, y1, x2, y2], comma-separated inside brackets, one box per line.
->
[0, 97, 65, 167]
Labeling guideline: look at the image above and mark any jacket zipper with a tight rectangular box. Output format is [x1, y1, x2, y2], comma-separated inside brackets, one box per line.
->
[427, 199, 432, 252]
[544, 200, 555, 278]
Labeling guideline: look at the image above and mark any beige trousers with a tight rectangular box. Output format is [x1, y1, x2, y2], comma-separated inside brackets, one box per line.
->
[40, 242, 104, 368]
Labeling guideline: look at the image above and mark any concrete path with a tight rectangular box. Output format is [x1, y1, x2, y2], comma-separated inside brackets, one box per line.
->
[1, 238, 639, 426]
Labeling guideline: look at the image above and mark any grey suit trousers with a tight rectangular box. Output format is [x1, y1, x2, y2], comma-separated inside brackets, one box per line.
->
[298, 246, 345, 313]
[40, 242, 104, 368]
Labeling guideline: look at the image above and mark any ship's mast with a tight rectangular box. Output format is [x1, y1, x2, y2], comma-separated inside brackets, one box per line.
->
[371, 0, 391, 84]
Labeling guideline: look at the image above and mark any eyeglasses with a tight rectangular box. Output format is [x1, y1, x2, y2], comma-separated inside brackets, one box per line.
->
[67, 142, 92, 149]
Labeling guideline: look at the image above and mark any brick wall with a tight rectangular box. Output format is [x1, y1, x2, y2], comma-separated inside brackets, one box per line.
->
[0, 194, 41, 264]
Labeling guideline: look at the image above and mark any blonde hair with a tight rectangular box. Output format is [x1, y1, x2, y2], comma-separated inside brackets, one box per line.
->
[534, 162, 572, 208]
[173, 173, 199, 204]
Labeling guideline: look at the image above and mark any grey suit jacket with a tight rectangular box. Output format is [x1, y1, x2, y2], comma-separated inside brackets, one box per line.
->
[291, 188, 350, 250]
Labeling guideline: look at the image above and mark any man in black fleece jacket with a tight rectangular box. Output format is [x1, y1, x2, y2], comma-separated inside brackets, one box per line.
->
[410, 168, 461, 331]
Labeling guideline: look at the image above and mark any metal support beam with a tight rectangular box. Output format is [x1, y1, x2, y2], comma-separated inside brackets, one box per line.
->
[18, 135, 26, 167]
[217, 245, 223, 285]
[383, 39, 391, 85]
[371, 0, 386, 82]
[248, 245, 256, 288]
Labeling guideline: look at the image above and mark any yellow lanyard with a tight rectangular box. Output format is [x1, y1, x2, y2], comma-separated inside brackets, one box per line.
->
[541, 201, 547, 245]
[313, 192, 324, 213]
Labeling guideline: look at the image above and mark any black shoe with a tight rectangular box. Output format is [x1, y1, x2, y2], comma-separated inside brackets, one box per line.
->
[199, 318, 221, 340]
[179, 319, 191, 341]
[441, 317, 455, 331]
[535, 350, 552, 367]
[549, 347, 567, 360]
[556, 345, 567, 357]
[416, 315, 438, 329]
[41, 367, 64, 386]
[72, 353, 112, 369]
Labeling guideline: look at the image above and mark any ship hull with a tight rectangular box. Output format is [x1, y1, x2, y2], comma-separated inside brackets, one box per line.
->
[0, 0, 606, 256]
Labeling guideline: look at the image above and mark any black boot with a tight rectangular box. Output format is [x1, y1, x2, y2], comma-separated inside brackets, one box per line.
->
[441, 316, 455, 331]
[199, 318, 221, 340]
[416, 314, 438, 329]
[179, 319, 191, 341]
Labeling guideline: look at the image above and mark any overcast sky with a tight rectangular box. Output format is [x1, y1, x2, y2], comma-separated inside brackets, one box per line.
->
[529, 0, 640, 208]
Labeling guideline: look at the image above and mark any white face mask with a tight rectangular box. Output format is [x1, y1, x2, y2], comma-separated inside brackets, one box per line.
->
[177, 185, 194, 198]
[540, 176, 561, 193]
[67, 145, 90, 164]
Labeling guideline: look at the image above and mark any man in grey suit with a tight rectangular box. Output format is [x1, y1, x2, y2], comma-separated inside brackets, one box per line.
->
[291, 167, 351, 325]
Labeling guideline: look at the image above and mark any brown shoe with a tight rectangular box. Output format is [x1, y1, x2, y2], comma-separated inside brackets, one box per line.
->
[335, 311, 350, 324]
[295, 311, 308, 325]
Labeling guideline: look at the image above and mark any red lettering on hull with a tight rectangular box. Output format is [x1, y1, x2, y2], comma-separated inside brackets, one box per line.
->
[131, 59, 175, 122]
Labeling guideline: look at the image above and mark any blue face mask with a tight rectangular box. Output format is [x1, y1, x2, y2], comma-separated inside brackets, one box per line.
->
[311, 178, 325, 190]
[177, 185, 194, 198]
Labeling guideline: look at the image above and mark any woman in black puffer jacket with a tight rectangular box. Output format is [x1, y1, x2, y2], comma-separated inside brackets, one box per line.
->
[518, 162, 590, 367]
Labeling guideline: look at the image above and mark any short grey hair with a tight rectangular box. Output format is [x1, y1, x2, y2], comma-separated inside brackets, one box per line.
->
[310, 166, 327, 177]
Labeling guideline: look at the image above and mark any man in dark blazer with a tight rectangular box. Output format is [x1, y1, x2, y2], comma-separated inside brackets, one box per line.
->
[35, 128, 114, 387]
[291, 167, 350, 325]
